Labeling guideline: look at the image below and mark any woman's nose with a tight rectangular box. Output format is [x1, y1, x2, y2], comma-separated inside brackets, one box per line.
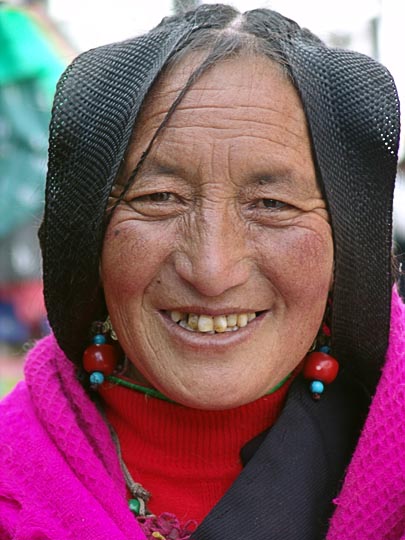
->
[174, 210, 251, 297]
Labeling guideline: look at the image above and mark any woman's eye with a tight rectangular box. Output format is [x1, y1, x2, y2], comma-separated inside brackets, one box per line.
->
[124, 190, 184, 219]
[259, 198, 286, 209]
[138, 192, 173, 202]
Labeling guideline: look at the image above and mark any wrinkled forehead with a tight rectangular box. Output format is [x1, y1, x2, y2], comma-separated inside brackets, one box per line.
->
[119, 52, 310, 183]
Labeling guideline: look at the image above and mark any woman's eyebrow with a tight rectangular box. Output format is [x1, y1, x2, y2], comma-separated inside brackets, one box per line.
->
[249, 171, 315, 196]
[121, 159, 177, 187]
[135, 158, 179, 178]
[251, 172, 296, 187]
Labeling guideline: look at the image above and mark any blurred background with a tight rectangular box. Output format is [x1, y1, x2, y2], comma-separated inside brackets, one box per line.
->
[1, 0, 404, 396]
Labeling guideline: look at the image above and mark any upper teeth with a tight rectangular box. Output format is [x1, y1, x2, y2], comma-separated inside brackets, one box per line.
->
[169, 311, 256, 333]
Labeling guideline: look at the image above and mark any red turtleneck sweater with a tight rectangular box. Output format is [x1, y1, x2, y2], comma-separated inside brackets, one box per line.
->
[100, 378, 292, 524]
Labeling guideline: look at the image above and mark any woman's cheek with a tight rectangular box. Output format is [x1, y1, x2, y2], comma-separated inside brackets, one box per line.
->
[256, 225, 333, 300]
[101, 220, 175, 290]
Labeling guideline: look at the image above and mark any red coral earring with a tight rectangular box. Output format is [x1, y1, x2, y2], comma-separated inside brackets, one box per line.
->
[303, 348, 339, 401]
[82, 320, 119, 387]
[303, 296, 339, 401]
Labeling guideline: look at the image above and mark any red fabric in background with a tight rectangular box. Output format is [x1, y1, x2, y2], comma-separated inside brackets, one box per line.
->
[0, 280, 45, 325]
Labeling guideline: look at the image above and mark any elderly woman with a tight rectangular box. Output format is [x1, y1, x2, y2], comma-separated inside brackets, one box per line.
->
[1, 4, 404, 540]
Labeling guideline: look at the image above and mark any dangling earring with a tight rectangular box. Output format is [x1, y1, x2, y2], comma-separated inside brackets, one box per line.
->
[303, 348, 339, 401]
[83, 319, 119, 387]
[303, 296, 339, 401]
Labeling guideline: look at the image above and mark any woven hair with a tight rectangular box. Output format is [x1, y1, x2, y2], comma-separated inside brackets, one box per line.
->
[39, 4, 400, 393]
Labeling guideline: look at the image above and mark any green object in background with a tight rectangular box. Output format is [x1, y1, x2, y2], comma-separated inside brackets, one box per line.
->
[0, 6, 65, 238]
[0, 350, 24, 398]
[0, 371, 21, 397]
[0, 6, 64, 96]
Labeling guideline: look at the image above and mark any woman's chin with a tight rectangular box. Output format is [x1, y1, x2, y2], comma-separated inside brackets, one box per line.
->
[155, 378, 273, 411]
[173, 393, 254, 411]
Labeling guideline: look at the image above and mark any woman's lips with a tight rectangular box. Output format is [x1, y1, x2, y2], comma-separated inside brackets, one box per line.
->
[157, 309, 269, 351]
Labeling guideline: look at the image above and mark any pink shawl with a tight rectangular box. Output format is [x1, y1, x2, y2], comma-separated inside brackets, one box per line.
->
[0, 337, 145, 539]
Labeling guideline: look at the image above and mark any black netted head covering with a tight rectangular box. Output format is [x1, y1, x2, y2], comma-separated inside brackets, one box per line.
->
[39, 4, 400, 394]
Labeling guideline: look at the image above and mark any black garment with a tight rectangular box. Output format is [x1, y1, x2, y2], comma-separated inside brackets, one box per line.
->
[193, 373, 367, 540]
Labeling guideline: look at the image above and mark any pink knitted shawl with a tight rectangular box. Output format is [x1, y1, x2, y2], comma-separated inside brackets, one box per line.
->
[0, 290, 404, 539]
[0, 338, 145, 539]
[327, 289, 405, 539]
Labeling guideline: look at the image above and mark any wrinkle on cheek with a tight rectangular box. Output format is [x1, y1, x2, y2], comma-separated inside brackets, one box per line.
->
[142, 329, 164, 357]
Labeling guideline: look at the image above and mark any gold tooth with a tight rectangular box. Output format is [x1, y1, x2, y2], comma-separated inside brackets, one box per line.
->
[188, 313, 199, 330]
[213, 315, 227, 333]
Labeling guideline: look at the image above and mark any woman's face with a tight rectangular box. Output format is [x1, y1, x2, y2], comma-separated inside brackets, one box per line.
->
[101, 55, 334, 410]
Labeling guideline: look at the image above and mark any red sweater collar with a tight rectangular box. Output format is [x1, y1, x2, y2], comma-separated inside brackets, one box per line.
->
[100, 376, 292, 523]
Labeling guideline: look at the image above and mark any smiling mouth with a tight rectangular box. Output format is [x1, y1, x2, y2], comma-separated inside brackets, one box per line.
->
[166, 311, 260, 333]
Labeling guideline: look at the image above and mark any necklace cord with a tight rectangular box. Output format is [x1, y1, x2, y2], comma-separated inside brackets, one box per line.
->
[101, 409, 152, 516]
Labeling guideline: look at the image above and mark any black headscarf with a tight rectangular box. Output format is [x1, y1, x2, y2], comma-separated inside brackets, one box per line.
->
[39, 4, 400, 394]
